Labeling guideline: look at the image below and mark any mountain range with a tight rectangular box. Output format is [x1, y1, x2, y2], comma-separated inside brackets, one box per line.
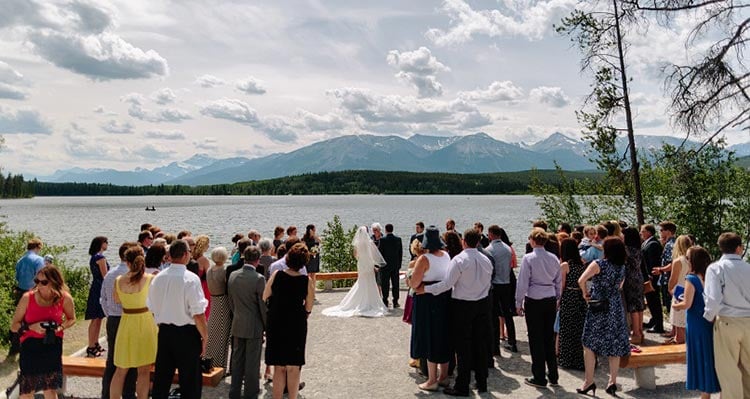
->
[32, 132, 750, 186]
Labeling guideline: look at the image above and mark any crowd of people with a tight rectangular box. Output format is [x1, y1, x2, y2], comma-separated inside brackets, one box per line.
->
[8, 217, 750, 399]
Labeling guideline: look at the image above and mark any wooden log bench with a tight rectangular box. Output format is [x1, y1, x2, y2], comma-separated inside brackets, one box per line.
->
[619, 344, 686, 389]
[316, 271, 406, 290]
[61, 356, 225, 393]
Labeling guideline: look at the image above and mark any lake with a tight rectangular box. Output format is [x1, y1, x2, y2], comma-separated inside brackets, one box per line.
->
[0, 195, 542, 266]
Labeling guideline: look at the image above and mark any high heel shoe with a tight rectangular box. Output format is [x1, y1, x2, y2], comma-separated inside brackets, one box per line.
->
[605, 383, 617, 395]
[576, 382, 596, 395]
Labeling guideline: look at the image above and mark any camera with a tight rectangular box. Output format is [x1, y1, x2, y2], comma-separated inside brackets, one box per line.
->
[39, 321, 58, 345]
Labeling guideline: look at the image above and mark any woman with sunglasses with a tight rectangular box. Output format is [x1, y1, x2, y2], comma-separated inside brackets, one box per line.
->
[11, 266, 76, 399]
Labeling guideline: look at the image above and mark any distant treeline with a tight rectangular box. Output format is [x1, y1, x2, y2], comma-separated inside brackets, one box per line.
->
[20, 169, 601, 196]
[0, 173, 33, 198]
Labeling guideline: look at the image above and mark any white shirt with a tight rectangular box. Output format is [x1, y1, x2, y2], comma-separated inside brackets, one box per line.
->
[147, 263, 208, 326]
[269, 256, 307, 276]
[425, 248, 492, 301]
[704, 254, 750, 321]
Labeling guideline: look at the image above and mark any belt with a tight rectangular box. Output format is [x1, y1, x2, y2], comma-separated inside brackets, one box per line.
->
[122, 307, 149, 314]
[566, 287, 581, 291]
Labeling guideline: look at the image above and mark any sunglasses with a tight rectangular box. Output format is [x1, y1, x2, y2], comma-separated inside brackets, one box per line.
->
[34, 278, 50, 286]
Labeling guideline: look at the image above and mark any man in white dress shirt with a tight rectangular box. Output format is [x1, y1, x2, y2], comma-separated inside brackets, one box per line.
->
[419, 229, 493, 397]
[704, 232, 750, 399]
[147, 239, 209, 399]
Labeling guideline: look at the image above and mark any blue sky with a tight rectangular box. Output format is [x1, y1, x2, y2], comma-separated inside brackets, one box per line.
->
[0, 0, 744, 175]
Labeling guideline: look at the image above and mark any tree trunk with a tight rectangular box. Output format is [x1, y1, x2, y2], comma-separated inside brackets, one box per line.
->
[613, 0, 645, 226]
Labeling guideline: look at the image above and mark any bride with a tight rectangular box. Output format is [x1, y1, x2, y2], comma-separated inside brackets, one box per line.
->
[322, 226, 388, 318]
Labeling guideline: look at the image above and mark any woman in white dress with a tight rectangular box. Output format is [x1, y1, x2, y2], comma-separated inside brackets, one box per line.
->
[667, 235, 692, 344]
[323, 226, 388, 318]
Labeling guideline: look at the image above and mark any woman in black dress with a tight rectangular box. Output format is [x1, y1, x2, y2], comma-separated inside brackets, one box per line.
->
[622, 227, 646, 344]
[302, 224, 321, 298]
[557, 238, 587, 370]
[263, 243, 314, 399]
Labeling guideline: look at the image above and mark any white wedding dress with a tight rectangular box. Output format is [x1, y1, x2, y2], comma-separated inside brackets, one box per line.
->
[322, 226, 389, 318]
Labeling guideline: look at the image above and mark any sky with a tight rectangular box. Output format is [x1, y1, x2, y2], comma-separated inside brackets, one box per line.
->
[0, 0, 746, 175]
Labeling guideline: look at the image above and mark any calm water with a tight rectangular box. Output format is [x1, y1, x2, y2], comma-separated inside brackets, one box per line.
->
[0, 195, 541, 266]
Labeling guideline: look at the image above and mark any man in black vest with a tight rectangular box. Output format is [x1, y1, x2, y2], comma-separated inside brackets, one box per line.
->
[378, 224, 403, 308]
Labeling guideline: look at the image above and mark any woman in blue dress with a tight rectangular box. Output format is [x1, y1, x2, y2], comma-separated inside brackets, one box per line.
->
[577, 237, 630, 396]
[671, 246, 720, 398]
[85, 236, 109, 357]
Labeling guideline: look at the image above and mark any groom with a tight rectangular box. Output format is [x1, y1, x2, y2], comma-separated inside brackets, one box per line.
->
[378, 224, 403, 308]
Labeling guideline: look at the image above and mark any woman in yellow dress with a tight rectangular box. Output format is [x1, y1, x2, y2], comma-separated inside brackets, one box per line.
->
[109, 246, 158, 399]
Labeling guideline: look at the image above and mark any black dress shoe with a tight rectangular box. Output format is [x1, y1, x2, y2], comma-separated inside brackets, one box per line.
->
[646, 327, 665, 334]
[505, 343, 518, 353]
[524, 377, 547, 388]
[443, 387, 470, 397]
[393, 301, 400, 308]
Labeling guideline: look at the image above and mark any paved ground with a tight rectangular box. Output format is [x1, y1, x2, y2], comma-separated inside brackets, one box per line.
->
[60, 289, 699, 398]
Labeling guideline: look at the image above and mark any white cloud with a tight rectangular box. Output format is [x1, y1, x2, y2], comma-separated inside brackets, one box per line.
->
[195, 74, 226, 88]
[199, 98, 260, 125]
[0, 83, 27, 100]
[236, 77, 267, 95]
[458, 80, 524, 103]
[146, 129, 186, 140]
[193, 136, 219, 151]
[151, 88, 176, 104]
[121, 93, 191, 123]
[387, 47, 449, 98]
[425, 0, 579, 46]
[198, 98, 297, 142]
[530, 86, 570, 107]
[120, 92, 146, 105]
[0, 61, 25, 84]
[0, 106, 51, 134]
[101, 119, 134, 134]
[297, 109, 348, 131]
[4, 0, 169, 80]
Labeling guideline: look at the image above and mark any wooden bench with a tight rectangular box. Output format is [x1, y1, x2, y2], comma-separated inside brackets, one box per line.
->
[316, 271, 406, 290]
[61, 356, 225, 393]
[619, 344, 686, 389]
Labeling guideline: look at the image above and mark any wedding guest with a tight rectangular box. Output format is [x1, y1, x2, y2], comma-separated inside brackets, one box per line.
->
[516, 228, 561, 388]
[482, 225, 517, 354]
[704, 232, 750, 399]
[581, 225, 606, 264]
[10, 238, 45, 356]
[228, 246, 267, 399]
[445, 219, 461, 238]
[193, 235, 212, 319]
[655, 221, 677, 321]
[557, 238, 586, 370]
[286, 226, 298, 241]
[140, 223, 152, 232]
[147, 239, 208, 399]
[11, 266, 76, 399]
[230, 233, 244, 265]
[144, 243, 166, 275]
[247, 229, 261, 245]
[496, 227, 518, 342]
[641, 224, 665, 333]
[177, 230, 192, 240]
[665, 235, 693, 344]
[622, 227, 646, 344]
[371, 223, 383, 247]
[86, 236, 109, 358]
[162, 233, 177, 245]
[206, 247, 231, 370]
[420, 229, 493, 396]
[557, 223, 572, 235]
[258, 238, 276, 280]
[272, 226, 285, 253]
[378, 224, 403, 308]
[268, 238, 308, 276]
[474, 222, 490, 248]
[184, 236, 199, 275]
[410, 222, 425, 260]
[302, 225, 321, 299]
[263, 243, 314, 399]
[227, 237, 253, 284]
[110, 246, 158, 399]
[443, 231, 463, 259]
[100, 241, 139, 399]
[524, 220, 560, 257]
[137, 230, 153, 254]
[672, 246, 720, 399]
[578, 237, 630, 396]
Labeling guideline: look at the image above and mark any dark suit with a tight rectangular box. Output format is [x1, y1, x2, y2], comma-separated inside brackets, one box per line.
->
[641, 236, 664, 330]
[186, 259, 199, 275]
[378, 233, 403, 306]
[228, 265, 267, 399]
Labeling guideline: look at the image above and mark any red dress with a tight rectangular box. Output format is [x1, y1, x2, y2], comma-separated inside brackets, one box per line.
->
[199, 267, 211, 320]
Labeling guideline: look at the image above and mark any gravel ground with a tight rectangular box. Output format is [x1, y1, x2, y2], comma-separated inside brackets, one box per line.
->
[58, 289, 699, 399]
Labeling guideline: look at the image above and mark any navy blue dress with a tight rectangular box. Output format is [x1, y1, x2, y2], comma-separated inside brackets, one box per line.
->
[685, 274, 720, 393]
[85, 253, 108, 320]
[581, 259, 630, 357]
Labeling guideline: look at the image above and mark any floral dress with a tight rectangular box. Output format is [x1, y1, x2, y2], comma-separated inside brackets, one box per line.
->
[581, 259, 630, 357]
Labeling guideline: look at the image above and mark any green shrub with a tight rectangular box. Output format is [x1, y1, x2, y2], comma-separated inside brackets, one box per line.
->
[0, 225, 89, 346]
[320, 215, 358, 288]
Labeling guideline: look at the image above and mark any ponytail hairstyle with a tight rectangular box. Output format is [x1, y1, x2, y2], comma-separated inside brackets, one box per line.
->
[124, 246, 146, 284]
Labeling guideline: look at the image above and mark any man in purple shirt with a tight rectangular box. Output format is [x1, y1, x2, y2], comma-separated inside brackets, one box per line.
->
[515, 228, 562, 388]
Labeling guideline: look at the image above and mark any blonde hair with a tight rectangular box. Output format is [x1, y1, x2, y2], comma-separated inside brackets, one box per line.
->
[211, 246, 228, 265]
[529, 228, 548, 245]
[673, 234, 693, 259]
[609, 220, 622, 237]
[192, 235, 210, 260]
[410, 238, 426, 257]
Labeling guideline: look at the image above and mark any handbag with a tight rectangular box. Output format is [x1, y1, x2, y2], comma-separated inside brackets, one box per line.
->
[643, 281, 655, 294]
[588, 299, 609, 313]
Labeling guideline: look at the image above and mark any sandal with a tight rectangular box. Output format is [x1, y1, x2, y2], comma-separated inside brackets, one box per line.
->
[661, 337, 678, 345]
[630, 345, 642, 353]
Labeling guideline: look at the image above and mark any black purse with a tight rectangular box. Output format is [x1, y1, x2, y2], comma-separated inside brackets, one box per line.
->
[588, 299, 609, 313]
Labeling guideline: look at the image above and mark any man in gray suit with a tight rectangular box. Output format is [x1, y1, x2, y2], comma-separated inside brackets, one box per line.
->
[228, 245, 267, 399]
